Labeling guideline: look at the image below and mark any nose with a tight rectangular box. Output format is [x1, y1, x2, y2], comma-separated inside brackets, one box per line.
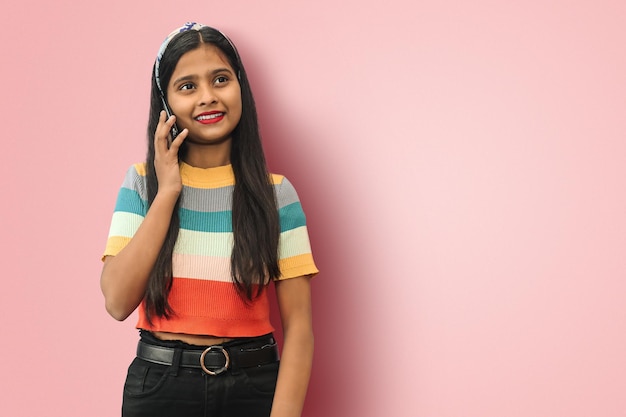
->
[197, 84, 218, 106]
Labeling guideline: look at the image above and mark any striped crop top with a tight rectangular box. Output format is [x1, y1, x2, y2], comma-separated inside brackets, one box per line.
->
[103, 162, 318, 337]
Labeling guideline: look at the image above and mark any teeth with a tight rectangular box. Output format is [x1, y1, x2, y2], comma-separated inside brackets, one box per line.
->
[196, 113, 223, 120]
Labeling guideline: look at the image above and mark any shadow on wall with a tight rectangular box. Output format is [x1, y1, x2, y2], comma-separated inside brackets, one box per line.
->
[244, 54, 372, 416]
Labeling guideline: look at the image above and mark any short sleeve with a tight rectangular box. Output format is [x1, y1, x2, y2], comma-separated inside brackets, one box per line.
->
[102, 163, 148, 259]
[275, 176, 319, 280]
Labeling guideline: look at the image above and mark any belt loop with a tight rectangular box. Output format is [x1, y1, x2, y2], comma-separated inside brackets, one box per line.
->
[169, 348, 182, 376]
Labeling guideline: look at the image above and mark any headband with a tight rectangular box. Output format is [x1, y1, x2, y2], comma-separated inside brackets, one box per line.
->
[154, 22, 240, 96]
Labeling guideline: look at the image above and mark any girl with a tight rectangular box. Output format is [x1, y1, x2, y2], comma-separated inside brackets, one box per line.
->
[101, 22, 318, 417]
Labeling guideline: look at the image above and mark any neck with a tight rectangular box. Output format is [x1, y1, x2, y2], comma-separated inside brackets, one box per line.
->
[183, 142, 231, 168]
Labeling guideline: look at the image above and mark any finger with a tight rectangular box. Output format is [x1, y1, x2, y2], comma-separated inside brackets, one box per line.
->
[154, 111, 167, 141]
[154, 111, 176, 152]
[169, 128, 188, 151]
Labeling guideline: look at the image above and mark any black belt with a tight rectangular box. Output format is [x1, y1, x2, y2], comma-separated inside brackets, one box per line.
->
[136, 336, 279, 376]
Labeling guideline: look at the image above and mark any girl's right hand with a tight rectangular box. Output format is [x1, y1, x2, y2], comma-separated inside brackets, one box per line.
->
[154, 110, 188, 195]
[101, 111, 188, 321]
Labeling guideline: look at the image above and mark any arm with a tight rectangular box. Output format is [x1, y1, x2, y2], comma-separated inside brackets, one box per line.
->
[271, 275, 314, 417]
[100, 112, 187, 321]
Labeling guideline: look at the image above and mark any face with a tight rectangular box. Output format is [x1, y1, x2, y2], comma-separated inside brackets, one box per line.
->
[166, 44, 242, 147]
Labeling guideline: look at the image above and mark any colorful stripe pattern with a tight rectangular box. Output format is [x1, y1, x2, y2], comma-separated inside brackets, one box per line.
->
[104, 162, 318, 337]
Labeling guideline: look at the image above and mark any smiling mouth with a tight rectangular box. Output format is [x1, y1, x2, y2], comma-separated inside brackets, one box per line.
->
[196, 113, 224, 121]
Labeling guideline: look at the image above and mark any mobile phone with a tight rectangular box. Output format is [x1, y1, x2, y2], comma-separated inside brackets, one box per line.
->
[159, 95, 179, 142]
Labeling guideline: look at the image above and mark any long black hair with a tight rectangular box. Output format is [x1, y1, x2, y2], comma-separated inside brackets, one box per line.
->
[144, 27, 280, 322]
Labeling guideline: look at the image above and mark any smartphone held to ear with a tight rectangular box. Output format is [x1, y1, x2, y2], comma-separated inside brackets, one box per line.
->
[165, 106, 180, 141]
[160, 96, 179, 142]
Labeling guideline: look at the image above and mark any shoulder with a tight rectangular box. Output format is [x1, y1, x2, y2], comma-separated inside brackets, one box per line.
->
[122, 162, 147, 179]
[270, 173, 302, 207]
[118, 162, 148, 198]
[270, 173, 286, 186]
[116, 162, 147, 180]
[131, 162, 147, 176]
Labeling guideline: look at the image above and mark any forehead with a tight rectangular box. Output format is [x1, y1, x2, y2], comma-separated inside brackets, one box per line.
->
[171, 44, 233, 77]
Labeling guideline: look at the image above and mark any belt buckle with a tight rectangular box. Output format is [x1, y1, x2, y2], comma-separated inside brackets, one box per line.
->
[200, 346, 230, 376]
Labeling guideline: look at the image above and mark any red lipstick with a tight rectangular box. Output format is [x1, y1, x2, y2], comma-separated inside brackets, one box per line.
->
[195, 111, 225, 124]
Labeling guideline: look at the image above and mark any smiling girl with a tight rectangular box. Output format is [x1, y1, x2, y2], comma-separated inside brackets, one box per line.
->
[100, 22, 318, 417]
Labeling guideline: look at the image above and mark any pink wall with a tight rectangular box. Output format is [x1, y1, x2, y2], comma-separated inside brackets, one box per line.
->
[1, 1, 625, 416]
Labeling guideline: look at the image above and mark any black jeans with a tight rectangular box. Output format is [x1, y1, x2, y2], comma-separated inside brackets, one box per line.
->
[122, 332, 279, 417]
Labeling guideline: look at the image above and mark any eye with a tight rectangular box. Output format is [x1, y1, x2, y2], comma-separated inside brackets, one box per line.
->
[179, 82, 195, 91]
[214, 75, 229, 86]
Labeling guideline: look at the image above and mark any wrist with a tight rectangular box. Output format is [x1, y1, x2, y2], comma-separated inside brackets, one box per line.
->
[154, 187, 181, 203]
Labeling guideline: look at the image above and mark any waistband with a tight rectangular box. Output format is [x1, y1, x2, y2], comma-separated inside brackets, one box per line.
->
[136, 332, 279, 376]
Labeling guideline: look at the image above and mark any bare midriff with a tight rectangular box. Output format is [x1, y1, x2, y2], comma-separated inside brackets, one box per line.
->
[152, 331, 234, 346]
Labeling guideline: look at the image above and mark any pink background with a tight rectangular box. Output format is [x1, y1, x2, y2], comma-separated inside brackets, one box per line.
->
[1, 1, 625, 416]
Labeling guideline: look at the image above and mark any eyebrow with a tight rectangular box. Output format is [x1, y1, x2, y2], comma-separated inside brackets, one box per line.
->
[172, 68, 235, 85]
